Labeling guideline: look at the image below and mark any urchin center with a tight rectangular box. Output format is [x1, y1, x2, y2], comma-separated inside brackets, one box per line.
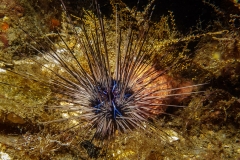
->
[90, 79, 133, 120]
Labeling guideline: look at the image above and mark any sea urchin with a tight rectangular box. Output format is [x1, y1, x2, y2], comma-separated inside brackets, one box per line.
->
[0, 0, 203, 147]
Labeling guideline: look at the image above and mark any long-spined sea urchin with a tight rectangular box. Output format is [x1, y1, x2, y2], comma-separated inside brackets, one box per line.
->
[0, 0, 205, 158]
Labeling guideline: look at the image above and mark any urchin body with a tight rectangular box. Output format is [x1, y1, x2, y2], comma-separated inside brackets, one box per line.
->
[89, 79, 134, 138]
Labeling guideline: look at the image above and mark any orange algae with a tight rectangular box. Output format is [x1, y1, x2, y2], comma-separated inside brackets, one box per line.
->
[50, 18, 60, 29]
[1, 22, 9, 31]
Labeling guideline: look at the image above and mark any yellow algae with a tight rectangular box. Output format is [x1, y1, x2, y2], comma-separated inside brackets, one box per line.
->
[0, 0, 239, 159]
